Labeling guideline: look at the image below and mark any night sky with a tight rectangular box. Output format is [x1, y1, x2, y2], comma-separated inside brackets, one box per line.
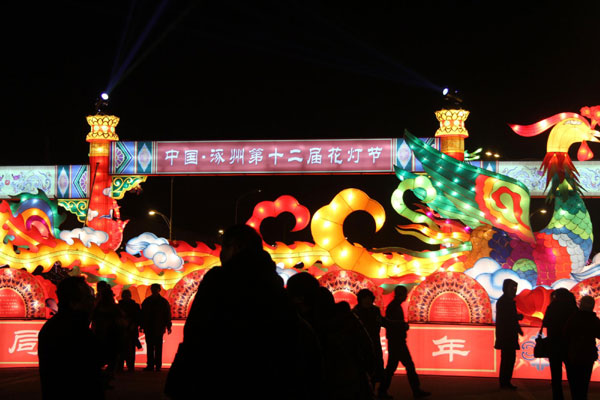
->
[4, 1, 600, 253]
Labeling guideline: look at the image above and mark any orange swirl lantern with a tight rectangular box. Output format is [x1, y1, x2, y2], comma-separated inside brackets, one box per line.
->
[311, 188, 386, 278]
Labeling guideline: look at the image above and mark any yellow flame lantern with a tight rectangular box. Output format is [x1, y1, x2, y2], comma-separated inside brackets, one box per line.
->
[435, 108, 469, 161]
[311, 188, 386, 277]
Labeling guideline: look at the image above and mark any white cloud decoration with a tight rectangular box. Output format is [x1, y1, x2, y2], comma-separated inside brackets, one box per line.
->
[126, 232, 184, 271]
[86, 209, 99, 222]
[464, 257, 533, 321]
[465, 258, 533, 300]
[571, 252, 600, 282]
[59, 227, 109, 248]
[550, 278, 577, 291]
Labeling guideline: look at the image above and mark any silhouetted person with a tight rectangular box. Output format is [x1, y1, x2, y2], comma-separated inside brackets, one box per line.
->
[91, 282, 126, 377]
[95, 280, 111, 302]
[353, 288, 385, 389]
[38, 276, 105, 400]
[564, 295, 600, 400]
[494, 278, 523, 390]
[543, 287, 578, 400]
[378, 286, 430, 399]
[165, 224, 322, 400]
[118, 288, 141, 372]
[286, 271, 331, 345]
[141, 283, 172, 371]
[323, 294, 375, 400]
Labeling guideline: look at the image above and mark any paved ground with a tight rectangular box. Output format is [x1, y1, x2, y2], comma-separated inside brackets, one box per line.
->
[2, 367, 600, 399]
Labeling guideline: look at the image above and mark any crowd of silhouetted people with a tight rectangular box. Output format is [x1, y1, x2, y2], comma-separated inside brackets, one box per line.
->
[164, 224, 429, 400]
[495, 278, 600, 400]
[38, 276, 172, 399]
[37, 224, 600, 400]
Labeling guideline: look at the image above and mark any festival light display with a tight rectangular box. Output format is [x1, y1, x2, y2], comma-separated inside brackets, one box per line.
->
[3, 107, 600, 382]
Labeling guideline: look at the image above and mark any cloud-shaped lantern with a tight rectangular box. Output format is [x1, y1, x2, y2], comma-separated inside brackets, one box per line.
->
[126, 232, 184, 271]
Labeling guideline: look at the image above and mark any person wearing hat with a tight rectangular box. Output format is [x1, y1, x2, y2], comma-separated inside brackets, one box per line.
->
[494, 278, 523, 390]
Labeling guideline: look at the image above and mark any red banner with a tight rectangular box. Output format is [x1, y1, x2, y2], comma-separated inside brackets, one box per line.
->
[0, 320, 183, 367]
[2, 321, 599, 381]
[155, 139, 394, 174]
[384, 325, 600, 380]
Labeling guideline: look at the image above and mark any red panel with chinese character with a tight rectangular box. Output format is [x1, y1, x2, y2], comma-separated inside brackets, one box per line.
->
[0, 320, 184, 368]
[1, 321, 599, 381]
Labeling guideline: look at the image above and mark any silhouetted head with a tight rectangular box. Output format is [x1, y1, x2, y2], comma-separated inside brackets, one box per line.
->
[317, 286, 337, 318]
[357, 288, 375, 307]
[394, 285, 408, 302]
[96, 280, 111, 297]
[286, 272, 321, 316]
[121, 289, 132, 300]
[502, 279, 518, 298]
[56, 276, 94, 314]
[580, 295, 595, 312]
[552, 288, 574, 303]
[150, 283, 162, 295]
[220, 224, 263, 264]
[335, 300, 351, 313]
[97, 280, 110, 291]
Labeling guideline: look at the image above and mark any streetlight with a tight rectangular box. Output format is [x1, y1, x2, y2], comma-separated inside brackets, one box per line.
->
[149, 210, 172, 241]
[235, 189, 262, 224]
[484, 150, 501, 159]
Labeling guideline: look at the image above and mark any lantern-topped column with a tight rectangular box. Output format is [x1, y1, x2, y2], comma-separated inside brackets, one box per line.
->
[434, 109, 470, 161]
[86, 115, 127, 251]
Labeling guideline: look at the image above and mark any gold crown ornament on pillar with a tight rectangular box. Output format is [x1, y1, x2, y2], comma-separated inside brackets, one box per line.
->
[434, 108, 469, 161]
[86, 115, 120, 142]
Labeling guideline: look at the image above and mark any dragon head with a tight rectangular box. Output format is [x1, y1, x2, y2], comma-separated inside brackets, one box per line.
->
[510, 108, 600, 161]
[547, 117, 600, 161]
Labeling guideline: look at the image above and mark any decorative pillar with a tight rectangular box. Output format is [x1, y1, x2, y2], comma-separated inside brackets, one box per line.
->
[86, 115, 126, 251]
[434, 109, 470, 161]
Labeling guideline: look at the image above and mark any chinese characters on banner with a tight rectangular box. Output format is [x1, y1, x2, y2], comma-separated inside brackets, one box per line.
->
[382, 325, 600, 380]
[156, 139, 393, 174]
[1, 321, 598, 381]
[0, 320, 184, 367]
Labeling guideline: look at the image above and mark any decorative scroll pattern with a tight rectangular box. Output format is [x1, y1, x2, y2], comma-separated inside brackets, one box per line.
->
[57, 199, 89, 223]
[500, 161, 600, 197]
[0, 167, 55, 199]
[111, 175, 148, 200]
